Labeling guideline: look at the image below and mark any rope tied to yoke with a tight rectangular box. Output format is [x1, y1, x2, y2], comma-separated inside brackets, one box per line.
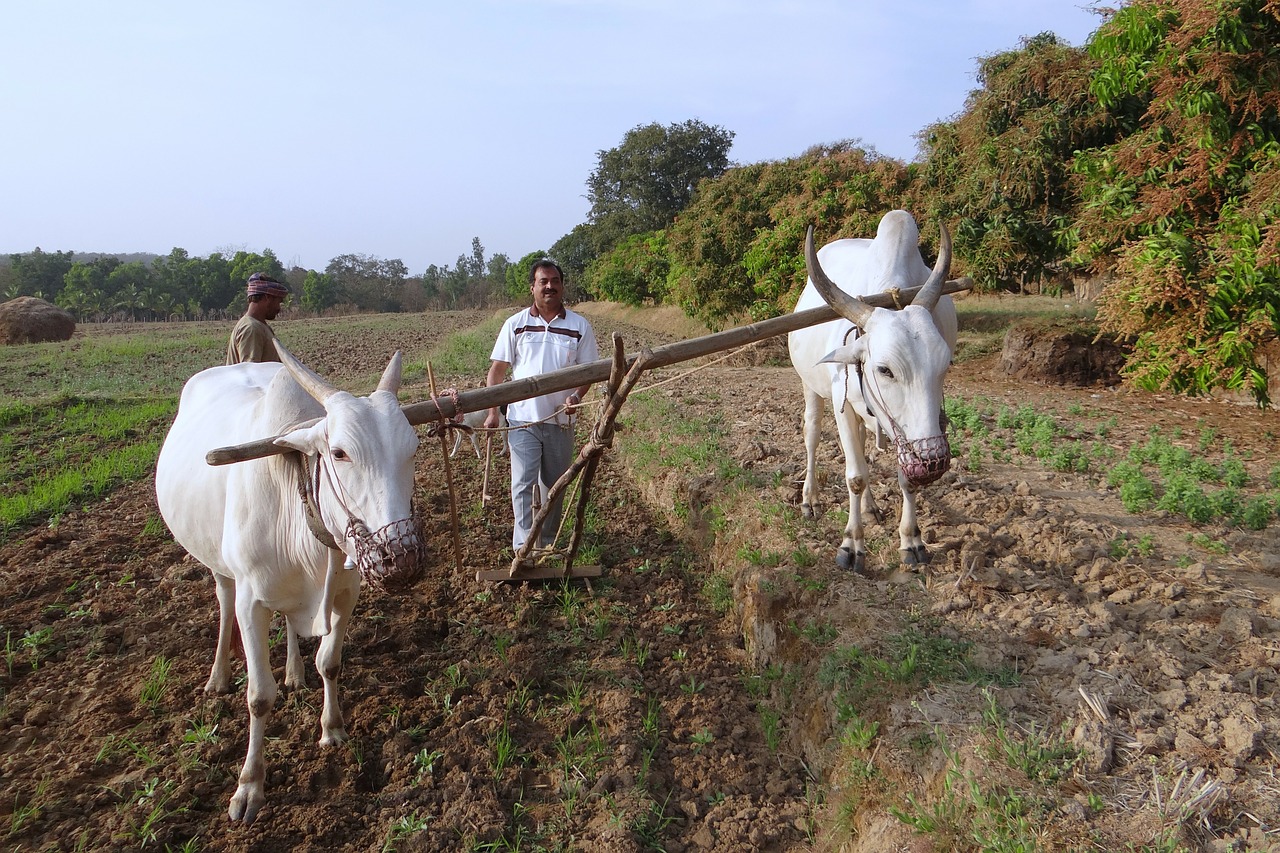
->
[423, 386, 462, 439]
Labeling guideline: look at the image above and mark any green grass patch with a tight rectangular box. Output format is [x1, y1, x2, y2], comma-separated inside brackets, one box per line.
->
[946, 395, 1279, 529]
[1, 396, 175, 541]
[409, 314, 506, 380]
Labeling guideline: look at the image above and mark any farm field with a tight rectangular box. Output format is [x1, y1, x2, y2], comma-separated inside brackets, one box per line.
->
[2, 301, 1278, 852]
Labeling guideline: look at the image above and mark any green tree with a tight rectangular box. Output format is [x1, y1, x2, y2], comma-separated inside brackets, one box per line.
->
[666, 142, 913, 325]
[301, 270, 340, 312]
[152, 248, 199, 317]
[190, 253, 236, 314]
[918, 31, 1113, 293]
[550, 224, 597, 298]
[587, 231, 670, 305]
[325, 253, 408, 312]
[104, 261, 154, 319]
[8, 248, 75, 301]
[1075, 0, 1280, 404]
[59, 257, 120, 319]
[586, 119, 734, 257]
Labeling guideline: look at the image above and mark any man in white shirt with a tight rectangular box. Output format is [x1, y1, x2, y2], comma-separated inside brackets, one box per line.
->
[485, 259, 598, 551]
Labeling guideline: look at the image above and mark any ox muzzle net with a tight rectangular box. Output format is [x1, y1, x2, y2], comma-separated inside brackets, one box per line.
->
[295, 452, 424, 591]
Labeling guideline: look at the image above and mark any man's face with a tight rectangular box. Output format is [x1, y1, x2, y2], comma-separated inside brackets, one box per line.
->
[530, 265, 564, 315]
[261, 293, 286, 320]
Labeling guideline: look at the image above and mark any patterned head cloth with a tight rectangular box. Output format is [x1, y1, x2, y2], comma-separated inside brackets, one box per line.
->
[246, 272, 290, 298]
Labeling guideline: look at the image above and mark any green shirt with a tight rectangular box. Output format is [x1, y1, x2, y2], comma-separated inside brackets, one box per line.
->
[225, 315, 280, 365]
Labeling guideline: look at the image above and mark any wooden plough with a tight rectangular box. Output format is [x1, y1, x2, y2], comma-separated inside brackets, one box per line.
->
[206, 279, 971, 582]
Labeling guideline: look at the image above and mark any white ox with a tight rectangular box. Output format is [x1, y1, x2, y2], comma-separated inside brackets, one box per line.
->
[155, 343, 422, 824]
[788, 210, 957, 572]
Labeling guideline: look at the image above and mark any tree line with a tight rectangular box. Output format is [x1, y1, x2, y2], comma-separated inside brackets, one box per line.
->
[3, 0, 1277, 403]
[554, 1, 1277, 405]
[0, 238, 529, 321]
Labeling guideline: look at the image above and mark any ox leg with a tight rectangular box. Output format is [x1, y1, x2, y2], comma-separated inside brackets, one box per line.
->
[315, 550, 360, 746]
[896, 470, 930, 567]
[833, 407, 873, 573]
[283, 618, 305, 691]
[228, 593, 276, 825]
[204, 572, 236, 694]
[799, 388, 824, 519]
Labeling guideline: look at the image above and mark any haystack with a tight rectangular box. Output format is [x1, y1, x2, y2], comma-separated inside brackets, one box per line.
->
[0, 296, 76, 344]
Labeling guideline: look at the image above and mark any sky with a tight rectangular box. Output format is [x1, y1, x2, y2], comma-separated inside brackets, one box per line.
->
[2, 1, 1106, 274]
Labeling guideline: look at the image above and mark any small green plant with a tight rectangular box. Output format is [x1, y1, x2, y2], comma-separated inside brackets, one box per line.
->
[681, 675, 704, 695]
[493, 632, 513, 663]
[841, 715, 880, 751]
[122, 777, 188, 847]
[412, 749, 444, 783]
[382, 811, 432, 852]
[759, 706, 782, 751]
[139, 655, 173, 711]
[620, 634, 651, 669]
[981, 691, 1079, 783]
[181, 717, 219, 747]
[701, 572, 733, 614]
[95, 733, 160, 767]
[490, 722, 517, 776]
[628, 792, 678, 850]
[19, 626, 54, 670]
[9, 777, 51, 836]
[690, 729, 714, 749]
[140, 513, 169, 539]
[561, 675, 588, 714]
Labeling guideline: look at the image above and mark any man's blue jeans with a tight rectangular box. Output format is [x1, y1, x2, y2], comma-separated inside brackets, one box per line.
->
[506, 420, 575, 550]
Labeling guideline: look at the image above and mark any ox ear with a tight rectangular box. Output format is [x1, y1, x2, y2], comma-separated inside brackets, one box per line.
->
[274, 419, 328, 456]
[817, 344, 861, 366]
[376, 351, 403, 395]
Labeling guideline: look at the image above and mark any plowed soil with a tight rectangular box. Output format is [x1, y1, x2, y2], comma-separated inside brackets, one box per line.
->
[2, 304, 1278, 852]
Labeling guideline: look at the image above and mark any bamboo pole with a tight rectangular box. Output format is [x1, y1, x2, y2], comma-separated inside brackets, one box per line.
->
[205, 278, 971, 466]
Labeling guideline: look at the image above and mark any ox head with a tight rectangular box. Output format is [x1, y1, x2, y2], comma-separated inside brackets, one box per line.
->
[272, 344, 424, 589]
[807, 221, 954, 487]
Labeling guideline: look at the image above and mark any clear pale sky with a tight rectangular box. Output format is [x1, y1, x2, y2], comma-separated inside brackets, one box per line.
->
[2, 1, 1104, 274]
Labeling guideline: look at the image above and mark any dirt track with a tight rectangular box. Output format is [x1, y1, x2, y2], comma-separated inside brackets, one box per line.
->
[2, 306, 1278, 852]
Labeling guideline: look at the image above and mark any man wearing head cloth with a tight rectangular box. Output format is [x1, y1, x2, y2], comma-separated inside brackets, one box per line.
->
[226, 272, 290, 365]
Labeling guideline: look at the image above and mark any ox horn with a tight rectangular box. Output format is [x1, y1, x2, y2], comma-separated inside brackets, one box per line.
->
[275, 341, 340, 402]
[806, 225, 874, 328]
[376, 350, 403, 395]
[911, 222, 952, 311]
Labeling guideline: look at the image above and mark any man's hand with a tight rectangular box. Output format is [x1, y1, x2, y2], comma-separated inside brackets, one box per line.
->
[564, 391, 581, 415]
[484, 407, 501, 429]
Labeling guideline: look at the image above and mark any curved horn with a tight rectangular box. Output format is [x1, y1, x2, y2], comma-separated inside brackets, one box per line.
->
[376, 350, 403, 395]
[806, 225, 874, 328]
[275, 341, 340, 403]
[911, 222, 952, 310]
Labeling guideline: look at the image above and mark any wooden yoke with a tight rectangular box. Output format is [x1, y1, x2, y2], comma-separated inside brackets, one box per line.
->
[205, 278, 972, 467]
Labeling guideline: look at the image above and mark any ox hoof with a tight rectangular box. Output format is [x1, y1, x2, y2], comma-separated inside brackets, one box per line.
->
[801, 503, 817, 520]
[899, 546, 931, 566]
[835, 547, 867, 573]
[228, 787, 265, 825]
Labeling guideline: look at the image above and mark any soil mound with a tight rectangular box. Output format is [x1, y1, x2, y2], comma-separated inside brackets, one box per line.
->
[0, 296, 76, 344]
[1000, 320, 1127, 386]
